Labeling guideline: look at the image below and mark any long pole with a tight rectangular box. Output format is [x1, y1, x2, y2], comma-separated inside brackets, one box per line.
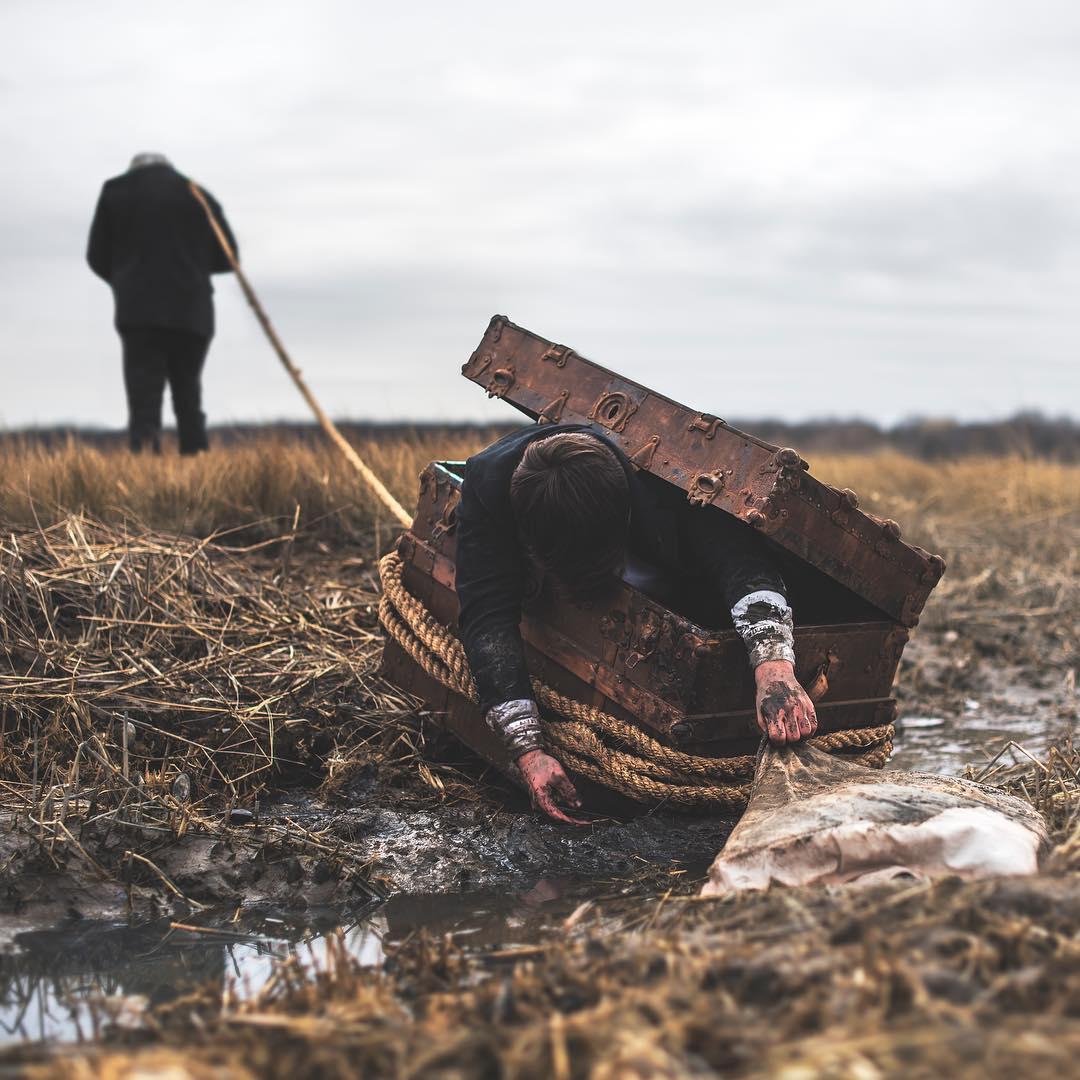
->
[189, 181, 413, 529]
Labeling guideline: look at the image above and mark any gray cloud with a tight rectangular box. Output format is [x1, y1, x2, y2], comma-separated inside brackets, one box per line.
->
[796, 186, 1080, 278]
[1, 0, 1078, 427]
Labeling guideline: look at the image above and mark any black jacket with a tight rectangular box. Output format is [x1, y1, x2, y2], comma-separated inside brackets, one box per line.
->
[87, 164, 237, 337]
[456, 424, 788, 712]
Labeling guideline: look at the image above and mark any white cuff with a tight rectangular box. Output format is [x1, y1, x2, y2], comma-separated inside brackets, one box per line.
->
[484, 699, 543, 759]
[731, 590, 796, 668]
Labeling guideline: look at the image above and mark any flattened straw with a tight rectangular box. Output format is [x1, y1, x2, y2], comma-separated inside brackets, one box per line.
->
[125, 850, 206, 910]
[30, 724, 39, 814]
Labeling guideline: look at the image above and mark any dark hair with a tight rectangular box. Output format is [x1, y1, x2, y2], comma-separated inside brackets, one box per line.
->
[510, 432, 630, 600]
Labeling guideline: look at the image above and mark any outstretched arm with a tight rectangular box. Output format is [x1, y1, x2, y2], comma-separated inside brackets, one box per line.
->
[685, 511, 817, 744]
[456, 469, 587, 823]
[485, 700, 585, 824]
[731, 592, 817, 743]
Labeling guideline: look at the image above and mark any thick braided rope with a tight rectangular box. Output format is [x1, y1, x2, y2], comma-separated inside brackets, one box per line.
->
[378, 551, 893, 808]
[535, 680, 892, 780]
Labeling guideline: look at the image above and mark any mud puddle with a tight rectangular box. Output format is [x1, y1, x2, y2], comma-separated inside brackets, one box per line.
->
[891, 644, 1075, 774]
[891, 704, 1069, 774]
[0, 876, 619, 1046]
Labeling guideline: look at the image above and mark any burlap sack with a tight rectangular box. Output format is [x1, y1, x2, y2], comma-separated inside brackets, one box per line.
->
[702, 742, 1048, 895]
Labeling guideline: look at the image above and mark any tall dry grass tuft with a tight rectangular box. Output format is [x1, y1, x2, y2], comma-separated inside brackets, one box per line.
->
[3, 439, 1077, 659]
[4, 437, 1078, 542]
[811, 451, 1080, 538]
[0, 430, 505, 540]
[0, 430, 512, 880]
[813, 452, 1079, 634]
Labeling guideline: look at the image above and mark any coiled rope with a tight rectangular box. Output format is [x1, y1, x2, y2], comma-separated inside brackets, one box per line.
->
[378, 550, 894, 810]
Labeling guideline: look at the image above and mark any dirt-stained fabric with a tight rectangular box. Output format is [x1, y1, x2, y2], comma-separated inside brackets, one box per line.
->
[702, 742, 1048, 895]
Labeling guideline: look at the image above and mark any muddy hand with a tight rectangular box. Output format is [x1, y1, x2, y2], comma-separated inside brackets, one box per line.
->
[754, 660, 817, 744]
[516, 749, 590, 826]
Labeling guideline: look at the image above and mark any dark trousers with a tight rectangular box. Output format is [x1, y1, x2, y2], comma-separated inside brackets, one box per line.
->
[120, 327, 211, 455]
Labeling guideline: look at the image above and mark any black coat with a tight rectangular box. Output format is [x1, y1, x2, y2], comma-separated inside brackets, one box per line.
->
[456, 424, 788, 712]
[87, 164, 238, 338]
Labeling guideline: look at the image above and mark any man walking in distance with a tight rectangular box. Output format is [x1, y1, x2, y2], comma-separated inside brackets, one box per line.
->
[87, 153, 238, 454]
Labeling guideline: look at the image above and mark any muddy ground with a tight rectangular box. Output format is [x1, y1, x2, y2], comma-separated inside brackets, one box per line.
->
[1, 613, 1072, 926]
[3, 557, 1074, 917]
[0, 505, 1075, 1075]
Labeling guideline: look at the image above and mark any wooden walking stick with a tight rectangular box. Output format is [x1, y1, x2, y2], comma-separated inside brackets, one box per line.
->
[189, 180, 413, 529]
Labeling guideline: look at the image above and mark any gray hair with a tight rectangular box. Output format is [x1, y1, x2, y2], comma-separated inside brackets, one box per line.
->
[129, 152, 172, 170]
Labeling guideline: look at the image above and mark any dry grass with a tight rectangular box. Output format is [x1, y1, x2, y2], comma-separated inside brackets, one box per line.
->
[0, 514, 409, 901]
[0, 435, 1076, 881]
[4, 437, 1078, 664]
[0, 516, 382, 791]
[0, 429, 505, 540]
[813, 453, 1079, 680]
[0, 431, 519, 901]
[1, 433, 1078, 1078]
[3, 435, 1078, 544]
[812, 451, 1080, 521]
[812, 450, 1080, 560]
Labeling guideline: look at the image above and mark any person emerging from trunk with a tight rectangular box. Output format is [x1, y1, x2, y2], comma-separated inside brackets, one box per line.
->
[457, 425, 818, 825]
[87, 153, 238, 455]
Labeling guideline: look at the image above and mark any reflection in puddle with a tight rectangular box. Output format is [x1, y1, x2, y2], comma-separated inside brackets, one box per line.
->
[890, 709, 1062, 775]
[0, 916, 384, 1045]
[0, 878, 593, 1046]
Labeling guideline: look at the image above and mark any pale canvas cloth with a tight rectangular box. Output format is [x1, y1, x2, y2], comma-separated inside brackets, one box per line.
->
[702, 742, 1048, 895]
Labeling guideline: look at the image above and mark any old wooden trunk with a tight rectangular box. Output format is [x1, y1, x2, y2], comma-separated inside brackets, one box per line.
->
[381, 316, 946, 801]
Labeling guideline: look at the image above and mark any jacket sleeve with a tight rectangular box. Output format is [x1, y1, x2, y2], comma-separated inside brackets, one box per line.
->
[86, 190, 112, 282]
[455, 465, 534, 713]
[204, 190, 238, 272]
[682, 507, 798, 668]
[682, 506, 788, 610]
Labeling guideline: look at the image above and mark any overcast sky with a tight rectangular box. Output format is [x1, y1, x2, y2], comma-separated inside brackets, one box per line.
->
[2, 0, 1078, 429]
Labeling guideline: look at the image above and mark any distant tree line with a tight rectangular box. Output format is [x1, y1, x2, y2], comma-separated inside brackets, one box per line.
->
[3, 413, 1077, 461]
[731, 412, 1080, 462]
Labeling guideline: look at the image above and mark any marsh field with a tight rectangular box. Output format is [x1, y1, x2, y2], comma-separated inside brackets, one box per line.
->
[0, 429, 1076, 1078]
